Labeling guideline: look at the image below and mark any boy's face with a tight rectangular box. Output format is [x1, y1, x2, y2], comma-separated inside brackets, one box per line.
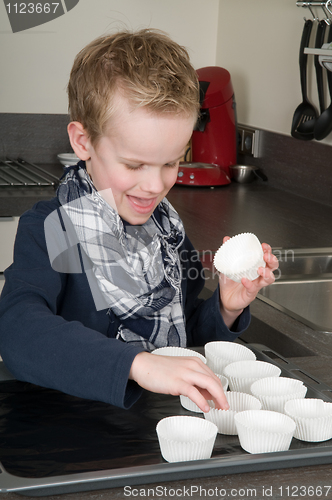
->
[84, 94, 195, 225]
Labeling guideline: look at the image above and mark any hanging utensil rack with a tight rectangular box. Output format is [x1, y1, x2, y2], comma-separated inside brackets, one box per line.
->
[297, 1, 332, 62]
[297, 1, 331, 5]
[297, 1, 332, 11]
[297, 1, 332, 22]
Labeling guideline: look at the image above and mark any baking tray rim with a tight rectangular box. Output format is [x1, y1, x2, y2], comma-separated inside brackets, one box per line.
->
[2, 445, 332, 497]
[1, 343, 332, 496]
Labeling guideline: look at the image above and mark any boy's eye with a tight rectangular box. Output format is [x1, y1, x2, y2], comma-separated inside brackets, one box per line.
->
[125, 161, 179, 170]
[165, 161, 179, 168]
[125, 164, 144, 171]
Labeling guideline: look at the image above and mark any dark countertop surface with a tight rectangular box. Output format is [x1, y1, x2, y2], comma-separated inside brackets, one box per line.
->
[1, 171, 332, 499]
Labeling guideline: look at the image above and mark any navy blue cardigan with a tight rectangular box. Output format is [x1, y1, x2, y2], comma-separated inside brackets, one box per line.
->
[0, 197, 250, 408]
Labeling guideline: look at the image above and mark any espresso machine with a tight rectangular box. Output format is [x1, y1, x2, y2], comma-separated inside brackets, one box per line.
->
[176, 66, 237, 187]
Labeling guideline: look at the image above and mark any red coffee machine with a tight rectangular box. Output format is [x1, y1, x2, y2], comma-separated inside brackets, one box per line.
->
[176, 66, 237, 187]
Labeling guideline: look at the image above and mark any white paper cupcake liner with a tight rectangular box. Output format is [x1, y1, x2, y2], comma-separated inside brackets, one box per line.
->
[234, 410, 296, 454]
[152, 346, 206, 363]
[223, 360, 281, 394]
[216, 373, 229, 390]
[156, 415, 218, 463]
[204, 341, 256, 374]
[204, 391, 262, 435]
[284, 399, 332, 442]
[179, 396, 203, 413]
[251, 377, 307, 413]
[213, 233, 266, 283]
[181, 373, 229, 413]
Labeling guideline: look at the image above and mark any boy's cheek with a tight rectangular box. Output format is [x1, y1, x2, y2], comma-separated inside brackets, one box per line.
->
[167, 169, 180, 188]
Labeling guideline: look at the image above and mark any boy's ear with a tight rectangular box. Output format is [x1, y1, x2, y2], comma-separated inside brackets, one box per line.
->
[67, 122, 91, 161]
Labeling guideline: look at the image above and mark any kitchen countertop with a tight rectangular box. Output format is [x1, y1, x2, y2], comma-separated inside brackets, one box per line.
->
[167, 183, 332, 360]
[2, 173, 332, 499]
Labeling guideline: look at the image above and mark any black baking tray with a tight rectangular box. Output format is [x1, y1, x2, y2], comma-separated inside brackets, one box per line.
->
[1, 343, 332, 497]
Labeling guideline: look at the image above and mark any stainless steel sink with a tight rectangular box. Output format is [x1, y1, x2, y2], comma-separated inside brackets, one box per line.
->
[258, 248, 332, 333]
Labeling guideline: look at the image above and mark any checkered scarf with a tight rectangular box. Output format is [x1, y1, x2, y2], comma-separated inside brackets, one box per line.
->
[57, 162, 187, 350]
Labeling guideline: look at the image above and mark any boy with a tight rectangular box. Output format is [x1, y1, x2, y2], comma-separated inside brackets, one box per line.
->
[0, 29, 278, 413]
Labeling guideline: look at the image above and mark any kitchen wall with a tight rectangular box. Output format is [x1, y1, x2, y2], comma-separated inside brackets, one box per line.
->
[1, 1, 332, 167]
[0, 0, 219, 114]
[217, 0, 332, 148]
[1, 0, 332, 146]
[216, 0, 332, 207]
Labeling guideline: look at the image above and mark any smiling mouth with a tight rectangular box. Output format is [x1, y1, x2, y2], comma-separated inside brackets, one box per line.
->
[127, 195, 157, 214]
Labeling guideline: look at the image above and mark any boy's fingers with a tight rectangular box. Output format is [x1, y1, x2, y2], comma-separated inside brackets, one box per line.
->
[191, 362, 229, 411]
[131, 352, 229, 413]
[264, 252, 279, 271]
[184, 386, 211, 413]
[258, 266, 275, 284]
[181, 373, 229, 412]
[262, 242, 272, 252]
[198, 387, 229, 411]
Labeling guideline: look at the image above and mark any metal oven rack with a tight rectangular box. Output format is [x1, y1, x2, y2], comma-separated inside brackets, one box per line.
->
[0, 159, 59, 187]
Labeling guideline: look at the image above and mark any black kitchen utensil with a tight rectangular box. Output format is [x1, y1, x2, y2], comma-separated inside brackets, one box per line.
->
[314, 24, 332, 140]
[291, 19, 318, 140]
[314, 20, 327, 114]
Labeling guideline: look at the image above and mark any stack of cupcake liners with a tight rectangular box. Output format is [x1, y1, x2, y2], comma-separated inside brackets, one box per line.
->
[213, 232, 266, 282]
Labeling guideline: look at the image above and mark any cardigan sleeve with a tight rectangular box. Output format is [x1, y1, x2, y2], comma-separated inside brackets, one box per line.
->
[0, 201, 144, 408]
[180, 235, 251, 347]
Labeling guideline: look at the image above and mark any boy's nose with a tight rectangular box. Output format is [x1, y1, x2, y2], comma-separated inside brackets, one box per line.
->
[140, 166, 165, 193]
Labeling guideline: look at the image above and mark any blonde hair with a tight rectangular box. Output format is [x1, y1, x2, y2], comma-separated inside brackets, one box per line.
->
[67, 29, 200, 145]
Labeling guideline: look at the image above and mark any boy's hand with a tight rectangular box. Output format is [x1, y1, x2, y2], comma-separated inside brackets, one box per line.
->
[129, 352, 229, 413]
[218, 238, 279, 328]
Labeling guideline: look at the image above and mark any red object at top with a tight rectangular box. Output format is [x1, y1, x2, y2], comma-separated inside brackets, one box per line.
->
[197, 66, 234, 108]
[191, 66, 237, 178]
